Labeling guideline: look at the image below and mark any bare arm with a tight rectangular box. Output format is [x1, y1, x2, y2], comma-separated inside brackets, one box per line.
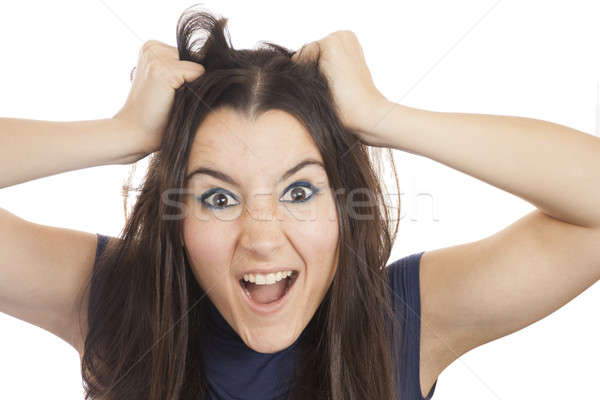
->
[296, 31, 600, 394]
[0, 116, 138, 352]
[373, 104, 600, 229]
[0, 40, 204, 353]
[0, 117, 146, 189]
[1, 40, 205, 189]
[296, 30, 600, 229]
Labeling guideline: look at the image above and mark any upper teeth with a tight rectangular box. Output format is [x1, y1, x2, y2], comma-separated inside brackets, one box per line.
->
[243, 271, 293, 285]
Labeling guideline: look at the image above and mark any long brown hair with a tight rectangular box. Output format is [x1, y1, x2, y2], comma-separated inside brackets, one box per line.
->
[80, 5, 402, 399]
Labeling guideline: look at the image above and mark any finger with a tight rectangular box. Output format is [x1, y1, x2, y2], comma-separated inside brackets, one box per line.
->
[291, 41, 319, 63]
[291, 47, 302, 62]
[180, 63, 205, 83]
[169, 63, 205, 88]
[292, 42, 312, 62]
[177, 60, 206, 75]
[145, 40, 178, 55]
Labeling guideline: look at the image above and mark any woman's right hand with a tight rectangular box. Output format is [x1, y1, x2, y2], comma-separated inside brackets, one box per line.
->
[113, 40, 205, 158]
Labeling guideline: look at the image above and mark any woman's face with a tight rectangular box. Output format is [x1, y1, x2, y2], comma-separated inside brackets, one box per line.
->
[182, 106, 340, 353]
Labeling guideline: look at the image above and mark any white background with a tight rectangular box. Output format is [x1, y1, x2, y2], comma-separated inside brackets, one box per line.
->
[1, 1, 599, 399]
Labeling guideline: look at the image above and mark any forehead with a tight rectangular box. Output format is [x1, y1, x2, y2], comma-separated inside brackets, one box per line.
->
[186, 107, 324, 175]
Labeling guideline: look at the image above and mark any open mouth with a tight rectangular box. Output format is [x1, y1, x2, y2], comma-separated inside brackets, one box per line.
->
[238, 271, 299, 315]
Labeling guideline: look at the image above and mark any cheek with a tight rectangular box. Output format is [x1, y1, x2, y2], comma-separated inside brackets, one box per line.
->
[317, 196, 340, 280]
[286, 194, 339, 275]
[183, 217, 234, 288]
[315, 193, 340, 258]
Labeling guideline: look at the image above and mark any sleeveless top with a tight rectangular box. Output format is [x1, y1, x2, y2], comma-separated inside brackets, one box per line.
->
[94, 233, 438, 399]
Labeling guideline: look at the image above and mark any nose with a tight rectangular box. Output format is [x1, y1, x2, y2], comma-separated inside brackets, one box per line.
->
[238, 196, 285, 258]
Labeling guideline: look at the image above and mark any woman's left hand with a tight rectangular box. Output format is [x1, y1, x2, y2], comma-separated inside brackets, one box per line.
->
[291, 31, 392, 147]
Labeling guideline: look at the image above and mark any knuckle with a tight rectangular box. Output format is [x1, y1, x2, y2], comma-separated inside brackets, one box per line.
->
[169, 75, 185, 88]
[327, 30, 354, 44]
[335, 30, 355, 39]
[141, 40, 155, 53]
[141, 40, 163, 56]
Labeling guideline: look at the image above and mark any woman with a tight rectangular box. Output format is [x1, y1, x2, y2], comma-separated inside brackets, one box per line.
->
[1, 5, 599, 400]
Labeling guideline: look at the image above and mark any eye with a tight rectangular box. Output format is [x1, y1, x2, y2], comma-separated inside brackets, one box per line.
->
[197, 188, 240, 210]
[197, 181, 321, 210]
[279, 181, 320, 203]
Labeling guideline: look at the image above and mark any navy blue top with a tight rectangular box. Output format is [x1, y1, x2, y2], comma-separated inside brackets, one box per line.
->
[95, 234, 438, 399]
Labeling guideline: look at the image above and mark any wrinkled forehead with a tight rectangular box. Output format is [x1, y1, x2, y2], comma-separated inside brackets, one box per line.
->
[185, 107, 324, 178]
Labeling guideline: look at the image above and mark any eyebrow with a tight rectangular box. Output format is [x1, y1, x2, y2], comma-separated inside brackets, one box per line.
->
[184, 158, 325, 187]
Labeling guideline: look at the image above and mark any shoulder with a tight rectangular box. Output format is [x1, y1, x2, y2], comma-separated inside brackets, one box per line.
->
[386, 251, 439, 399]
[386, 251, 426, 307]
[93, 233, 121, 265]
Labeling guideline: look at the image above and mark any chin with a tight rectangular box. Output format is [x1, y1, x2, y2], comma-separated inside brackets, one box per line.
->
[240, 326, 301, 354]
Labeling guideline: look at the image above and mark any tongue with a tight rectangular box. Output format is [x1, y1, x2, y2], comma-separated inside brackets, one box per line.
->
[246, 279, 287, 304]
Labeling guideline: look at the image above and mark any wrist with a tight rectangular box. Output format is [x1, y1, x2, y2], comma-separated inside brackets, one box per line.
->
[371, 103, 434, 153]
[108, 115, 152, 165]
[363, 98, 427, 150]
[358, 98, 408, 148]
